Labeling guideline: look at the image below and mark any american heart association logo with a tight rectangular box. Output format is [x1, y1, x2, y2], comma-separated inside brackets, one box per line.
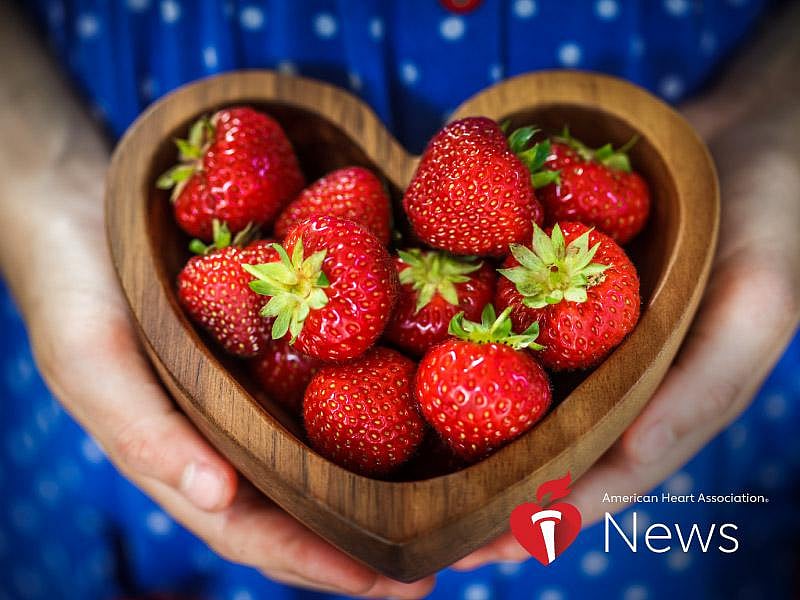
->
[510, 472, 582, 565]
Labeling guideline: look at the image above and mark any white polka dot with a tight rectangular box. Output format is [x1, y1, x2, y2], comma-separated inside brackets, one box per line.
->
[630, 35, 645, 57]
[667, 550, 692, 571]
[37, 477, 60, 503]
[41, 542, 69, 572]
[76, 13, 99, 39]
[276, 60, 297, 75]
[140, 76, 157, 100]
[48, 2, 65, 26]
[758, 463, 783, 488]
[146, 510, 174, 535]
[127, 0, 150, 11]
[664, 471, 693, 495]
[203, 46, 219, 69]
[76, 507, 103, 535]
[232, 590, 254, 600]
[440, 15, 466, 41]
[81, 436, 106, 464]
[239, 6, 264, 30]
[496, 561, 521, 575]
[764, 392, 787, 419]
[727, 423, 748, 448]
[192, 546, 218, 570]
[463, 583, 491, 600]
[400, 61, 420, 85]
[10, 500, 39, 533]
[489, 63, 504, 81]
[700, 30, 717, 55]
[87, 549, 114, 579]
[348, 72, 363, 91]
[5, 353, 35, 392]
[160, 0, 181, 23]
[664, 0, 689, 16]
[513, 0, 537, 19]
[581, 550, 609, 575]
[539, 589, 565, 600]
[659, 74, 685, 100]
[313, 13, 338, 39]
[557, 42, 582, 67]
[624, 585, 649, 600]
[8, 429, 37, 463]
[369, 17, 384, 40]
[595, 0, 620, 20]
[35, 401, 61, 434]
[634, 510, 651, 530]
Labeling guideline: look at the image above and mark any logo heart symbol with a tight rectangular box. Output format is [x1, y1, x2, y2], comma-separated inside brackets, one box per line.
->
[510, 473, 582, 565]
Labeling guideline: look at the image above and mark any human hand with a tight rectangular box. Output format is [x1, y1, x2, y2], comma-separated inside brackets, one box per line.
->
[452, 99, 800, 570]
[0, 162, 433, 598]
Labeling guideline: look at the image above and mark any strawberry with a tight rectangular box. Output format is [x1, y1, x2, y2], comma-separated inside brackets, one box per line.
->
[496, 221, 640, 371]
[303, 347, 425, 476]
[383, 249, 496, 356]
[244, 216, 399, 363]
[177, 222, 278, 357]
[537, 130, 650, 244]
[402, 117, 546, 257]
[157, 106, 304, 241]
[249, 337, 323, 413]
[415, 305, 551, 462]
[274, 166, 392, 245]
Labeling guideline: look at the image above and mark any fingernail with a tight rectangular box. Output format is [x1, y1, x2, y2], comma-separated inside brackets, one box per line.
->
[636, 422, 676, 464]
[180, 462, 226, 510]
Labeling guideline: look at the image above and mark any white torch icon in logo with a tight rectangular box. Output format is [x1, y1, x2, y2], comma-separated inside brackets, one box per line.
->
[530, 509, 563, 564]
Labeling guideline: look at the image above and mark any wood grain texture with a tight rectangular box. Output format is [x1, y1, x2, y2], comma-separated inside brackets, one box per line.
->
[106, 70, 719, 582]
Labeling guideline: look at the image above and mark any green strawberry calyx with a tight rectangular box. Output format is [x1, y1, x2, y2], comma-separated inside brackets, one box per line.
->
[498, 223, 609, 310]
[243, 238, 330, 343]
[555, 126, 638, 173]
[397, 249, 482, 313]
[188, 220, 257, 255]
[449, 304, 543, 351]
[155, 114, 215, 200]
[506, 125, 562, 189]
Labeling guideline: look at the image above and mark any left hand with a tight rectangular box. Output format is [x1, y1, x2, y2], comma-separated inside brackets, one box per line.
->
[452, 98, 800, 570]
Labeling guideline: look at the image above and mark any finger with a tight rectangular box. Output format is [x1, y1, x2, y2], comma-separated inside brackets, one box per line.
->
[37, 310, 239, 513]
[451, 533, 527, 571]
[137, 479, 435, 598]
[623, 258, 798, 467]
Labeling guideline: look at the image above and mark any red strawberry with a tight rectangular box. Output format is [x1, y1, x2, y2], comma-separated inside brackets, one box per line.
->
[157, 106, 304, 241]
[177, 224, 278, 357]
[496, 221, 640, 371]
[402, 117, 545, 257]
[303, 347, 425, 476]
[249, 337, 322, 412]
[383, 249, 496, 356]
[415, 305, 551, 462]
[274, 166, 392, 245]
[538, 130, 650, 244]
[244, 216, 399, 363]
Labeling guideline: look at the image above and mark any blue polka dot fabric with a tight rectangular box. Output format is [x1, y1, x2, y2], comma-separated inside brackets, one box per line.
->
[4, 1, 799, 599]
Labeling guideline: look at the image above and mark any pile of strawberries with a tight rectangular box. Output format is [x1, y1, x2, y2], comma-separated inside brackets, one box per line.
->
[158, 106, 649, 478]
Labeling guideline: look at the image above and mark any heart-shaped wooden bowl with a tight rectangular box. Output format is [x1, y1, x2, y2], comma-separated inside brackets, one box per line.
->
[106, 70, 718, 582]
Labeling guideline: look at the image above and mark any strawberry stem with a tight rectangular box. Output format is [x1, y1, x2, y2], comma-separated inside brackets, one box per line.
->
[243, 237, 330, 343]
[397, 249, 482, 313]
[156, 114, 214, 200]
[448, 304, 543, 350]
[555, 126, 638, 173]
[498, 223, 609, 309]
[506, 125, 561, 188]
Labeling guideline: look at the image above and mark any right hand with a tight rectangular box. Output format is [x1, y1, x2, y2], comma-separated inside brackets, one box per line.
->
[3, 165, 433, 598]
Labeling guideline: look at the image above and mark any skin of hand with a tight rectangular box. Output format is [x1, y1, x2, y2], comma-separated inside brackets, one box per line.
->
[453, 5, 800, 570]
[0, 5, 434, 598]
